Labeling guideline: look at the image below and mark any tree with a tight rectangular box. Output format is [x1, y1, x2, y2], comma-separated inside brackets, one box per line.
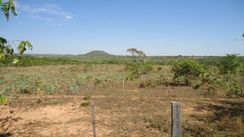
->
[127, 48, 146, 57]
[0, 0, 32, 63]
[125, 48, 153, 80]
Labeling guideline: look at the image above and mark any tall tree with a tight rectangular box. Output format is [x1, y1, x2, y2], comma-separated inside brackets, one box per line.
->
[0, 0, 32, 63]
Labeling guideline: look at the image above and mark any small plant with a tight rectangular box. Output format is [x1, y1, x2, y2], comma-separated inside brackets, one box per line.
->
[94, 78, 102, 86]
[0, 95, 8, 105]
[68, 84, 79, 94]
[80, 100, 89, 107]
[80, 94, 90, 107]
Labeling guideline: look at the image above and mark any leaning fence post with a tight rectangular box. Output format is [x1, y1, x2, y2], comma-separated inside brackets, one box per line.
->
[91, 101, 96, 137]
[171, 101, 182, 137]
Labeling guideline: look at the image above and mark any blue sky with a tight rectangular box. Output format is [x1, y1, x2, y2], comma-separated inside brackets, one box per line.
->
[1, 0, 244, 56]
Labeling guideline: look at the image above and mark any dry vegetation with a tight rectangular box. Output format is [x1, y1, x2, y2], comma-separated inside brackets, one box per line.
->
[0, 64, 243, 137]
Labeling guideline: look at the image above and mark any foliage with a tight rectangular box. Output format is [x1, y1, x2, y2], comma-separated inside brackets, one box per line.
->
[126, 48, 153, 80]
[0, 0, 33, 63]
[0, 95, 8, 105]
[1, 54, 243, 97]
[200, 71, 243, 96]
[238, 62, 244, 76]
[1, 0, 17, 20]
[127, 48, 146, 57]
[0, 37, 13, 60]
[0, 38, 33, 64]
[171, 58, 244, 96]
[176, 56, 244, 96]
[172, 60, 205, 85]
[217, 54, 241, 75]
[126, 60, 153, 80]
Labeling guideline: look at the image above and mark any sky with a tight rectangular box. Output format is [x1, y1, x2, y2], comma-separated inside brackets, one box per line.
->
[1, 0, 244, 56]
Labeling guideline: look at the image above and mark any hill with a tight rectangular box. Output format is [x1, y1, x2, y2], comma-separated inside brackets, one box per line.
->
[83, 50, 113, 57]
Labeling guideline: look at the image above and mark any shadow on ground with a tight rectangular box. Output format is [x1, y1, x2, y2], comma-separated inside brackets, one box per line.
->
[184, 100, 244, 137]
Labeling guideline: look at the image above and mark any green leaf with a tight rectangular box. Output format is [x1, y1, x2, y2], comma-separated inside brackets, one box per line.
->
[0, 53, 5, 60]
[0, 37, 7, 44]
[18, 41, 33, 55]
[1, 1, 10, 20]
[12, 58, 19, 64]
[1, 0, 17, 20]
[9, 0, 17, 16]
[0, 0, 2, 5]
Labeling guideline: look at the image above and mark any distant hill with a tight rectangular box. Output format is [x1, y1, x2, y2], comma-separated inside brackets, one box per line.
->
[82, 50, 113, 57]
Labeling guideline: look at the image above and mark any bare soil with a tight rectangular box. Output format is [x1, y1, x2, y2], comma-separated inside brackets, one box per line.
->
[1, 87, 243, 137]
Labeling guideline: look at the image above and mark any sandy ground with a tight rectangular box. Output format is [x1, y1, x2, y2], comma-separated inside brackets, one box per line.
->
[0, 91, 243, 137]
[0, 97, 112, 137]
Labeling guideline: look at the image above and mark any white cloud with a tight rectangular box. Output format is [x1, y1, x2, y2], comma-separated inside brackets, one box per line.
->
[19, 3, 73, 22]
[65, 15, 73, 21]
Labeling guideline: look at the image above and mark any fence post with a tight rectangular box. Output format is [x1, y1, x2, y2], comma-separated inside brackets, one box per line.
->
[122, 79, 125, 89]
[171, 101, 182, 137]
[91, 101, 96, 137]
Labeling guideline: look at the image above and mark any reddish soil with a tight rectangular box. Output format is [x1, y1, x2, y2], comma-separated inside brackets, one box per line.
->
[0, 88, 243, 137]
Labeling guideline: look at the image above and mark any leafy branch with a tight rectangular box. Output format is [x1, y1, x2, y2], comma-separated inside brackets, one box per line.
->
[0, 0, 33, 63]
[1, 0, 17, 20]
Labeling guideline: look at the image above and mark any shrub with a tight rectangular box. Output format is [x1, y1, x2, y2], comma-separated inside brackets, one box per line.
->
[172, 60, 205, 85]
[0, 95, 8, 105]
[68, 84, 79, 94]
[125, 60, 153, 80]
[197, 69, 243, 96]
[80, 95, 90, 107]
[237, 62, 244, 76]
[217, 54, 241, 75]
[225, 81, 242, 96]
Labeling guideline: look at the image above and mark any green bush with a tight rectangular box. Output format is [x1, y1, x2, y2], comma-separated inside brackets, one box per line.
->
[217, 54, 241, 75]
[224, 81, 243, 96]
[172, 61, 205, 85]
[196, 68, 243, 96]
[237, 62, 244, 76]
[126, 60, 153, 80]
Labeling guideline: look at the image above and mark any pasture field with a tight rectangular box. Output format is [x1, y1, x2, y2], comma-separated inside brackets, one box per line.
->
[0, 64, 243, 137]
[1, 0, 243, 136]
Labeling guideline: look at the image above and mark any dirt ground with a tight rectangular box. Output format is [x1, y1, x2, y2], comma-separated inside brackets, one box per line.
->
[0, 87, 244, 137]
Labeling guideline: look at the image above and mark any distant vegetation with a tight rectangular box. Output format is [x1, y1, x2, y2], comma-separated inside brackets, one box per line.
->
[0, 50, 235, 67]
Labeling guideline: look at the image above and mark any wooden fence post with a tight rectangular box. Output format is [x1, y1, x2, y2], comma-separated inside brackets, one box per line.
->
[171, 101, 182, 137]
[122, 79, 125, 89]
[91, 101, 96, 137]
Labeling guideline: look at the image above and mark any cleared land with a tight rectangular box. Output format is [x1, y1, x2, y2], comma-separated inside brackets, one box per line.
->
[0, 64, 243, 137]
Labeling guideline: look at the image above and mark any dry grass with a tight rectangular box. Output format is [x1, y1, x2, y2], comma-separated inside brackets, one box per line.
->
[0, 65, 243, 136]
